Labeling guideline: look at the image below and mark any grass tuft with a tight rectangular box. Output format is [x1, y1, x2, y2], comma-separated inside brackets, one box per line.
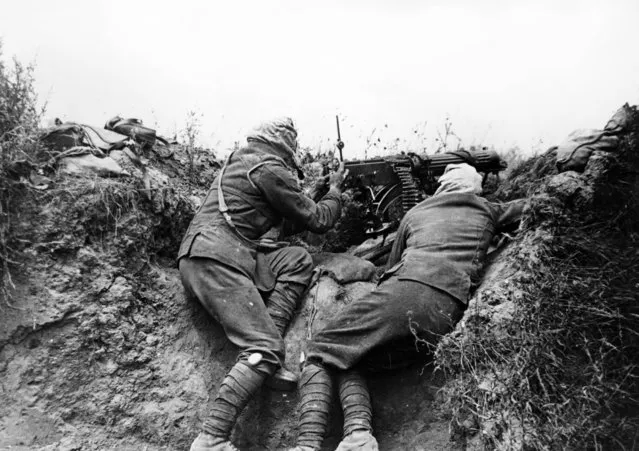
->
[436, 111, 639, 450]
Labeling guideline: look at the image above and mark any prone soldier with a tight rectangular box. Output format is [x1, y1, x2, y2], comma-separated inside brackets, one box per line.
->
[290, 163, 525, 451]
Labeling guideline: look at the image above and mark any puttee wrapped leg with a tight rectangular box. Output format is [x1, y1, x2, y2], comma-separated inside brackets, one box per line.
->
[335, 370, 378, 451]
[265, 281, 307, 391]
[266, 281, 307, 336]
[191, 359, 268, 450]
[295, 363, 334, 450]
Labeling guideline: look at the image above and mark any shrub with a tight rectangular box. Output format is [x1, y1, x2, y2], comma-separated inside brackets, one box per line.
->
[0, 42, 44, 305]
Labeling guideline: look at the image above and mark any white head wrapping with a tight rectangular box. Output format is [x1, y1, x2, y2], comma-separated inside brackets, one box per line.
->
[246, 117, 303, 178]
[434, 163, 483, 196]
[247, 117, 298, 156]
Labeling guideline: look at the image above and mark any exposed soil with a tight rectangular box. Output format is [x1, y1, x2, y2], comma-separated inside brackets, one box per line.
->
[0, 149, 459, 451]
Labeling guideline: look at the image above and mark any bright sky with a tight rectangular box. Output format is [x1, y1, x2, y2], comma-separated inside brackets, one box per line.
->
[2, 0, 638, 158]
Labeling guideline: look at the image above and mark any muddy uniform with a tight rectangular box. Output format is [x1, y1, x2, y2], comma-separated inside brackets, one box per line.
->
[178, 140, 342, 370]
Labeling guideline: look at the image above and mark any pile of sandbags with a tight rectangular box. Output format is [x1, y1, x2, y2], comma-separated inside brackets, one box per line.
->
[39, 117, 170, 179]
[555, 103, 637, 172]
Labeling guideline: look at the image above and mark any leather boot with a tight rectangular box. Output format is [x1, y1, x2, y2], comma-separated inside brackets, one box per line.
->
[294, 363, 334, 450]
[266, 366, 299, 391]
[192, 360, 266, 450]
[189, 432, 239, 451]
[334, 430, 379, 451]
[334, 370, 378, 451]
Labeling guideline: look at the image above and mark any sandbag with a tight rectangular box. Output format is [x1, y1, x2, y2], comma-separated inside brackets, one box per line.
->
[82, 125, 130, 152]
[604, 103, 636, 133]
[556, 103, 637, 173]
[312, 252, 377, 284]
[59, 154, 129, 177]
[40, 124, 85, 152]
[555, 129, 620, 173]
[40, 123, 129, 154]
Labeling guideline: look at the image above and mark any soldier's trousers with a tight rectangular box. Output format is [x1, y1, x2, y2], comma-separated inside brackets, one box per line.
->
[179, 246, 313, 373]
[306, 277, 465, 371]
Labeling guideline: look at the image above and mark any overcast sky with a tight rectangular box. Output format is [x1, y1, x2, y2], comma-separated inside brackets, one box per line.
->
[2, 0, 638, 158]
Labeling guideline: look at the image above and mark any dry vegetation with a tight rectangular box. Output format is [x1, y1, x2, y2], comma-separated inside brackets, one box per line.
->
[0, 43, 43, 305]
[437, 124, 639, 450]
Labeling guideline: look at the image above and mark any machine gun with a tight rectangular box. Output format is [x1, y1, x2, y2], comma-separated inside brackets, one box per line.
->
[343, 149, 507, 237]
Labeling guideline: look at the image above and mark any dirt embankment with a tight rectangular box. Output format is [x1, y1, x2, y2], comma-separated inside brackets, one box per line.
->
[1, 109, 638, 450]
[436, 109, 639, 449]
[0, 148, 457, 451]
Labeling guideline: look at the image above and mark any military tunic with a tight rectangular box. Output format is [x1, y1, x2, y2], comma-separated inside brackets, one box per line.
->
[178, 141, 342, 371]
[306, 192, 524, 370]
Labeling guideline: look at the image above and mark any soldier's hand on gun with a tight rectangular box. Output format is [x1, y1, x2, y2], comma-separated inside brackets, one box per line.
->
[313, 175, 330, 192]
[308, 175, 330, 202]
[329, 162, 349, 189]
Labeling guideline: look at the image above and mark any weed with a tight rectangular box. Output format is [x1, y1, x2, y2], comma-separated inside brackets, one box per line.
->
[0, 42, 45, 307]
[436, 113, 639, 450]
[180, 110, 203, 182]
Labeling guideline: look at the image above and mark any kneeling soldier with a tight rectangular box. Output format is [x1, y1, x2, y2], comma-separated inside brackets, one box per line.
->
[179, 118, 347, 451]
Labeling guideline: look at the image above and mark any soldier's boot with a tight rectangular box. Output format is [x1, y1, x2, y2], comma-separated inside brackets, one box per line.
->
[266, 281, 307, 391]
[292, 363, 334, 451]
[190, 358, 267, 451]
[334, 431, 378, 451]
[189, 433, 239, 451]
[335, 370, 378, 451]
